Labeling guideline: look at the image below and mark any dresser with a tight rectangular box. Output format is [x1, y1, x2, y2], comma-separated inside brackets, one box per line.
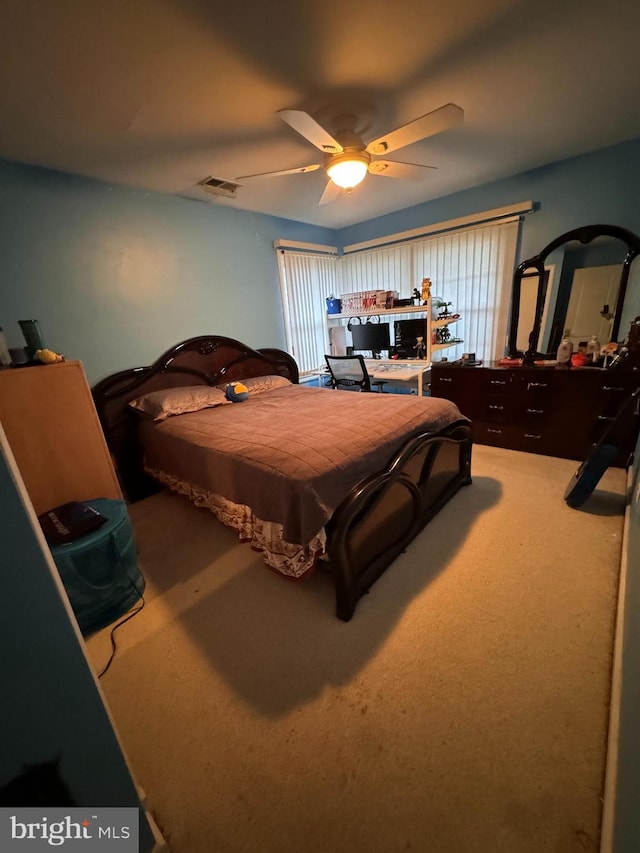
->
[0, 361, 122, 514]
[431, 363, 640, 466]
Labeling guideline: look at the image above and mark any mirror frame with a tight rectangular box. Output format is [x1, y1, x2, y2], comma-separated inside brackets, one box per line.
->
[507, 224, 640, 364]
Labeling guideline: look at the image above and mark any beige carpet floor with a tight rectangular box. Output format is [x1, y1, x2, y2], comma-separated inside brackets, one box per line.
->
[86, 445, 627, 853]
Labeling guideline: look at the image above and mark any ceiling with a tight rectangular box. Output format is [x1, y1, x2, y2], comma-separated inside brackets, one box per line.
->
[1, 0, 640, 229]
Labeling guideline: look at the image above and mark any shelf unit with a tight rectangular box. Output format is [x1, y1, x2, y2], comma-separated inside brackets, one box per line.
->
[327, 303, 435, 362]
[327, 301, 463, 363]
[0, 360, 122, 515]
[432, 315, 463, 354]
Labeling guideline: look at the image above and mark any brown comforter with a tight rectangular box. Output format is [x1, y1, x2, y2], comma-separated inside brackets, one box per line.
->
[138, 384, 466, 544]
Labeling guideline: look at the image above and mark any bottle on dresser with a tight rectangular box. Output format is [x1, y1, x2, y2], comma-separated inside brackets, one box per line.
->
[556, 336, 574, 365]
[586, 335, 601, 363]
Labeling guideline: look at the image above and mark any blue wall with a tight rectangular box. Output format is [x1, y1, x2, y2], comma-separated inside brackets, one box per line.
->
[0, 431, 155, 848]
[0, 160, 335, 383]
[339, 137, 640, 263]
[1, 137, 639, 384]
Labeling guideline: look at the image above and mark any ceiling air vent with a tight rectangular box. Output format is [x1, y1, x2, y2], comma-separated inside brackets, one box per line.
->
[199, 176, 240, 198]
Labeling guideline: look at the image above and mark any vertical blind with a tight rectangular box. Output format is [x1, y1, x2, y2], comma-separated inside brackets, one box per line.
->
[277, 219, 519, 374]
[277, 250, 339, 374]
[410, 221, 519, 363]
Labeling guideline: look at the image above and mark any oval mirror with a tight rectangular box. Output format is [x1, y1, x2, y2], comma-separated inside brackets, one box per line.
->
[508, 225, 640, 362]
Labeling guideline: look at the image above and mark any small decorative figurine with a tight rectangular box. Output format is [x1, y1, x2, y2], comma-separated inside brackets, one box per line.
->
[415, 336, 426, 359]
[34, 348, 65, 364]
[412, 288, 421, 305]
[436, 327, 451, 345]
[421, 278, 432, 305]
[435, 299, 454, 318]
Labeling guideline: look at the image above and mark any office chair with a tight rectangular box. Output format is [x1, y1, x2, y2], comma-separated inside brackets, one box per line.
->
[324, 354, 388, 393]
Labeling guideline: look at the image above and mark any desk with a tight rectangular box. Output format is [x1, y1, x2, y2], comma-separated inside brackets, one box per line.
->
[365, 359, 431, 396]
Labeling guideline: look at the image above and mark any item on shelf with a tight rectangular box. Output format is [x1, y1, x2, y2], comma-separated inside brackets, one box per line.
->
[0, 327, 11, 366]
[18, 319, 46, 358]
[340, 290, 398, 314]
[38, 500, 108, 546]
[326, 295, 342, 315]
[434, 300, 454, 319]
[414, 337, 427, 359]
[34, 348, 65, 364]
[421, 278, 432, 304]
[8, 347, 28, 366]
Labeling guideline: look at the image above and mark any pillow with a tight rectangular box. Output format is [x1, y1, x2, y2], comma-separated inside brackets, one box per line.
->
[129, 386, 229, 421]
[218, 374, 291, 396]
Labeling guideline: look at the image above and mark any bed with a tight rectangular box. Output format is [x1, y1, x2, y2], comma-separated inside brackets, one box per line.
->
[93, 336, 472, 620]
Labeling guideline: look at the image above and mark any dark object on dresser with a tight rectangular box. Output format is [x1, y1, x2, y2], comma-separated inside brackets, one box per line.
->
[93, 335, 472, 621]
[431, 363, 640, 466]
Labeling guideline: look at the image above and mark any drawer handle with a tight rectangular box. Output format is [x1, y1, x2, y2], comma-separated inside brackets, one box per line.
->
[603, 386, 625, 392]
[440, 377, 453, 383]
[487, 428, 502, 434]
[489, 404, 504, 410]
[526, 408, 544, 414]
[527, 382, 548, 390]
[524, 433, 542, 440]
[597, 415, 616, 421]
[489, 380, 506, 385]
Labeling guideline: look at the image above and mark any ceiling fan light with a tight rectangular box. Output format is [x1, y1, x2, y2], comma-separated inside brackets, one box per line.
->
[326, 155, 369, 189]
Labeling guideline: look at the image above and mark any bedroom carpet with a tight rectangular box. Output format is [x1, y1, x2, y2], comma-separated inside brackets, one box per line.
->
[85, 445, 627, 853]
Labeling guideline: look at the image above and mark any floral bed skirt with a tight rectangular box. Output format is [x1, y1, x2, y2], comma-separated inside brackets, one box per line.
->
[146, 467, 326, 579]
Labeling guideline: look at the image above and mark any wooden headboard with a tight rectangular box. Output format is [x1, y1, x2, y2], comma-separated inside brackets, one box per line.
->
[92, 335, 299, 502]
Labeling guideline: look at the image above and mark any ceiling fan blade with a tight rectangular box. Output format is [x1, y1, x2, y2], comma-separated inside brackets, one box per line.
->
[366, 104, 463, 156]
[368, 160, 438, 180]
[237, 164, 321, 180]
[318, 180, 342, 205]
[278, 109, 343, 154]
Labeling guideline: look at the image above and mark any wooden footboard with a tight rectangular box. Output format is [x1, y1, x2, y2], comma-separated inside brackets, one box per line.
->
[325, 420, 472, 621]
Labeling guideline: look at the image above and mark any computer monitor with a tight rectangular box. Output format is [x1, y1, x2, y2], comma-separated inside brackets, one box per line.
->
[351, 322, 391, 358]
[394, 318, 427, 357]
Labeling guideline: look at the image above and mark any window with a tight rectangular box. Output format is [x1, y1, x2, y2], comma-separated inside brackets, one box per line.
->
[277, 251, 338, 375]
[277, 217, 519, 374]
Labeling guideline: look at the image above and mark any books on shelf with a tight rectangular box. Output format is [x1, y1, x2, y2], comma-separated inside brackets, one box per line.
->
[340, 290, 399, 313]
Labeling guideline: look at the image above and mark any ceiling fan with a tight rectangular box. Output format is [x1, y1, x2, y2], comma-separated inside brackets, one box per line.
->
[237, 103, 463, 205]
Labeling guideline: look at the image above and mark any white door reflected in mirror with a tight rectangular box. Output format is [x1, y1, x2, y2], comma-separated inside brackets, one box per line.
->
[564, 264, 621, 346]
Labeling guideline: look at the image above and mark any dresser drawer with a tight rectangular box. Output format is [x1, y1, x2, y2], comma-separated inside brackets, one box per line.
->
[474, 423, 512, 447]
[481, 398, 510, 424]
[431, 368, 483, 419]
[511, 426, 558, 456]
